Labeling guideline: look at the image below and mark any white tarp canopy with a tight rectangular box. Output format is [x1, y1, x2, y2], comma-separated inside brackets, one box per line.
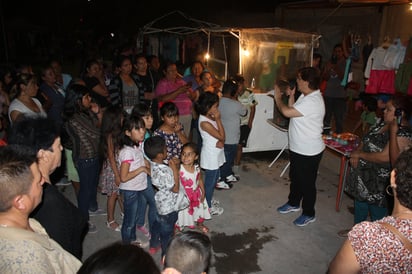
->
[138, 11, 321, 87]
[239, 28, 321, 90]
[139, 10, 222, 36]
[137, 10, 236, 78]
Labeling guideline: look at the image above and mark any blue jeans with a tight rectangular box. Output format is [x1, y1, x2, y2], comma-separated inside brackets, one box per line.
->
[158, 211, 178, 257]
[120, 189, 140, 244]
[137, 176, 152, 226]
[137, 176, 160, 248]
[220, 144, 238, 179]
[204, 168, 220, 208]
[354, 200, 387, 224]
[76, 157, 100, 220]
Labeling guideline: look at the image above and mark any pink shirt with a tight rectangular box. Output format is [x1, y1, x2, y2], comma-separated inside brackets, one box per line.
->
[155, 78, 192, 115]
[118, 145, 147, 191]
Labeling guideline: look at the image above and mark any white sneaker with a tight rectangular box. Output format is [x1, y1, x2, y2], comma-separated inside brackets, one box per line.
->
[211, 199, 220, 207]
[215, 181, 232, 190]
[88, 222, 98, 233]
[225, 174, 239, 183]
[210, 205, 224, 216]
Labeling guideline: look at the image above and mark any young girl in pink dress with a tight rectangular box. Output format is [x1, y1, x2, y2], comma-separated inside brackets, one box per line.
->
[176, 142, 211, 233]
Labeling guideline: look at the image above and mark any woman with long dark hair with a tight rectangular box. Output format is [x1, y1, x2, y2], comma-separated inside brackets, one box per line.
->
[64, 83, 104, 233]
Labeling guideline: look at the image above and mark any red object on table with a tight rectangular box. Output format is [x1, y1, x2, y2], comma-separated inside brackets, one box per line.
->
[323, 133, 360, 211]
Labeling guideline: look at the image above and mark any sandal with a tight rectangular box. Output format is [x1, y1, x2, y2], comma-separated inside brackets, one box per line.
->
[106, 220, 121, 232]
[197, 223, 209, 234]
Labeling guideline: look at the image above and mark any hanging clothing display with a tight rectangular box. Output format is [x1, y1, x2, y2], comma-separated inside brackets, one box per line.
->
[383, 38, 406, 70]
[364, 46, 395, 94]
[395, 62, 412, 95]
[362, 42, 374, 72]
[341, 58, 352, 87]
[364, 39, 407, 95]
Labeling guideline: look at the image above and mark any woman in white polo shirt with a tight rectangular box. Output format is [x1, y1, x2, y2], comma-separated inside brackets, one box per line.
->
[273, 67, 325, 227]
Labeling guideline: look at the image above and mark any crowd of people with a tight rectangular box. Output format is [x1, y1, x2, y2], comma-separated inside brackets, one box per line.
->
[0, 52, 253, 273]
[0, 45, 412, 273]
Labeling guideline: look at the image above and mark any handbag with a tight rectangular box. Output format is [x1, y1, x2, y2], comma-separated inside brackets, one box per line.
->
[174, 183, 190, 211]
[345, 164, 387, 205]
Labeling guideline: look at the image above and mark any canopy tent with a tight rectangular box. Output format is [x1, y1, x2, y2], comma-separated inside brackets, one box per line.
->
[138, 11, 322, 153]
[137, 10, 234, 77]
[138, 10, 321, 87]
[139, 10, 221, 36]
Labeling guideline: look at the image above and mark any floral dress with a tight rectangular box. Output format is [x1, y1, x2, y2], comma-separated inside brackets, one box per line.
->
[176, 164, 211, 229]
[154, 128, 183, 162]
[99, 154, 120, 196]
[345, 121, 412, 206]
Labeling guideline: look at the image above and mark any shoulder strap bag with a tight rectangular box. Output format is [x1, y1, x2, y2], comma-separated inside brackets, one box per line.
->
[378, 221, 412, 252]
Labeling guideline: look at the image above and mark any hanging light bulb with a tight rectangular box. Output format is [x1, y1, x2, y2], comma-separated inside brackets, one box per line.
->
[241, 40, 250, 57]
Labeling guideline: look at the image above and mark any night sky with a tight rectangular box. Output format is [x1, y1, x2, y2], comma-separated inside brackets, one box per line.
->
[2, 0, 290, 34]
[0, 0, 297, 65]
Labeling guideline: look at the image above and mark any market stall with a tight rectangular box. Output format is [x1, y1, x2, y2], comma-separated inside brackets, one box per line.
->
[239, 28, 320, 92]
[137, 10, 233, 81]
[238, 28, 321, 152]
[138, 12, 321, 152]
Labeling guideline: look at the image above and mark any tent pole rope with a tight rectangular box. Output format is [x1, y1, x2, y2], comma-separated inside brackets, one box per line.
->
[223, 35, 228, 80]
[222, 36, 227, 63]
[207, 31, 211, 57]
[313, 3, 343, 31]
